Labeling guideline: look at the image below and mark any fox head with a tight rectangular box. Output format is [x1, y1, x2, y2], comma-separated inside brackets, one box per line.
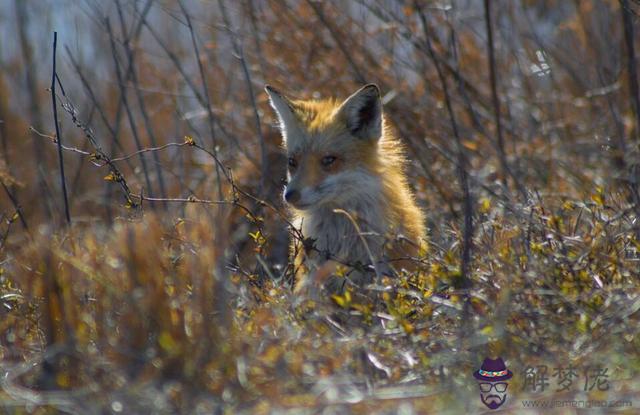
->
[265, 84, 384, 210]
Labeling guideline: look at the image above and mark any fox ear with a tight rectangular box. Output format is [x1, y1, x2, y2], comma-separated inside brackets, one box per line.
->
[338, 84, 382, 141]
[265, 85, 299, 138]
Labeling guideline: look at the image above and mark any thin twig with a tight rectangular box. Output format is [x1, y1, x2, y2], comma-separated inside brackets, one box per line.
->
[179, 0, 218, 151]
[16, 0, 53, 220]
[106, 18, 155, 204]
[246, 0, 267, 75]
[50, 32, 71, 225]
[66, 0, 151, 220]
[621, 0, 640, 145]
[32, 126, 194, 166]
[333, 208, 382, 280]
[63, 50, 132, 169]
[414, 3, 473, 290]
[620, 0, 640, 214]
[1, 182, 28, 231]
[218, 0, 268, 197]
[30, 126, 92, 157]
[483, 0, 527, 200]
[178, 0, 224, 199]
[110, 142, 192, 162]
[115, 0, 168, 202]
[305, 0, 366, 83]
[135, 195, 228, 205]
[56, 91, 137, 207]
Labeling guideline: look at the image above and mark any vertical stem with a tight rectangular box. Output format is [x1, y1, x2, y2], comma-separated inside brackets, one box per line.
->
[484, 0, 527, 200]
[16, 0, 53, 219]
[218, 0, 268, 196]
[305, 0, 367, 84]
[2, 182, 29, 231]
[621, 0, 640, 145]
[106, 19, 155, 206]
[414, 5, 475, 372]
[51, 32, 71, 225]
[414, 4, 473, 292]
[178, 0, 224, 199]
[246, 0, 267, 75]
[485, 1, 507, 189]
[620, 0, 640, 221]
[115, 0, 168, 204]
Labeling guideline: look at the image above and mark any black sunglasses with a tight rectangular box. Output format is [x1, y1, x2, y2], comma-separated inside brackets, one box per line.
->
[479, 382, 508, 393]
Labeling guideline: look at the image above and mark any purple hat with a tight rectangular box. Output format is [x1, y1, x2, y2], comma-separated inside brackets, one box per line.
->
[474, 357, 513, 381]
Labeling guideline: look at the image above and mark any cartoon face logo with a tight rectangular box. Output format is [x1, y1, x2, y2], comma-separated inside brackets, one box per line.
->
[478, 380, 508, 409]
[473, 357, 513, 410]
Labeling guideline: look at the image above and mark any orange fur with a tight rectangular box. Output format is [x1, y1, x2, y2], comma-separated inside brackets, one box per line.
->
[265, 84, 426, 293]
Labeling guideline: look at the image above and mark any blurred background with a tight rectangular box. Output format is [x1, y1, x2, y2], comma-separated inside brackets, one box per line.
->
[2, 0, 636, 241]
[1, 1, 640, 413]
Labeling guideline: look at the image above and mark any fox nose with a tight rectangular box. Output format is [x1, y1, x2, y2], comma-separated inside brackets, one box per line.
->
[284, 189, 300, 204]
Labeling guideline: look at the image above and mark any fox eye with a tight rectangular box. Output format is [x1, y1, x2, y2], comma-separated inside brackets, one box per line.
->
[288, 157, 297, 169]
[321, 155, 337, 167]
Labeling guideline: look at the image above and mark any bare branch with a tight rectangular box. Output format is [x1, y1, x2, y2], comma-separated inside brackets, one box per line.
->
[414, 3, 473, 292]
[50, 32, 71, 225]
[218, 0, 268, 197]
[483, 0, 527, 200]
[106, 17, 154, 205]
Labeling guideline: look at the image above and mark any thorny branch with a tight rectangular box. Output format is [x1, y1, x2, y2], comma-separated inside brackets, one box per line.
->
[42, 90, 307, 253]
[55, 88, 136, 207]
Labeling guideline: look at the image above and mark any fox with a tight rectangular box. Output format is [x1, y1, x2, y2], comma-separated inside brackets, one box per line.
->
[265, 84, 426, 293]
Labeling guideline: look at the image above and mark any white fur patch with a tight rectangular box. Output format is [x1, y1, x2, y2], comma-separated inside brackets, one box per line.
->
[296, 169, 387, 265]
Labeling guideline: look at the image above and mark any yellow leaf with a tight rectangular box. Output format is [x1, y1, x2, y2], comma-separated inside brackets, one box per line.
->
[591, 186, 605, 206]
[577, 314, 589, 333]
[530, 241, 544, 254]
[462, 140, 478, 150]
[56, 372, 70, 388]
[261, 345, 281, 365]
[331, 290, 352, 308]
[401, 320, 414, 334]
[480, 325, 494, 335]
[478, 197, 491, 214]
[158, 331, 179, 353]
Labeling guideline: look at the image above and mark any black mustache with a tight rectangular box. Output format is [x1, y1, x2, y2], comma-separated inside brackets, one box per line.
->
[485, 394, 502, 402]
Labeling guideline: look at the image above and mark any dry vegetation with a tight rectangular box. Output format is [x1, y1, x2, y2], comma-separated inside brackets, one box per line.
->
[1, 0, 640, 413]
